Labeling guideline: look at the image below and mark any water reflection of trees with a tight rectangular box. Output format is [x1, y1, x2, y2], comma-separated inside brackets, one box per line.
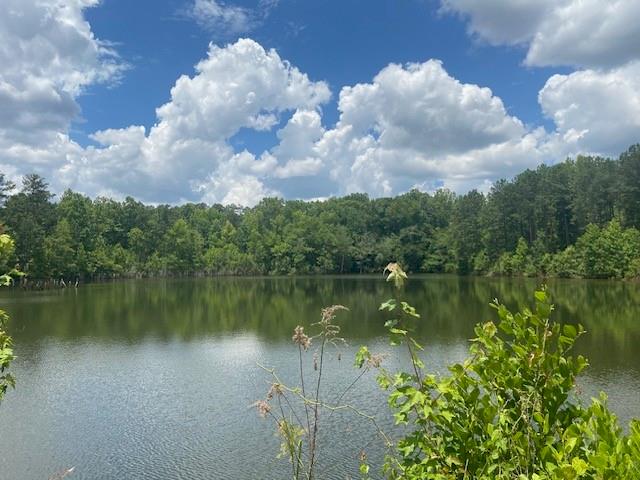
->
[3, 276, 639, 369]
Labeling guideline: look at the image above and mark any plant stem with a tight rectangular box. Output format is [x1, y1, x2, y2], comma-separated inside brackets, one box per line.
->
[326, 367, 368, 423]
[308, 333, 327, 479]
[406, 339, 423, 386]
[299, 345, 312, 436]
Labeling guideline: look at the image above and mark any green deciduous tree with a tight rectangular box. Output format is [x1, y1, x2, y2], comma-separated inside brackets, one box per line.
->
[44, 219, 79, 278]
[1, 142, 640, 281]
[161, 219, 204, 274]
[2, 174, 55, 277]
[574, 220, 640, 279]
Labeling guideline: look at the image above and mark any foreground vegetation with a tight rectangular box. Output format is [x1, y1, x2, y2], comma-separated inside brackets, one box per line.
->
[1, 144, 640, 281]
[0, 234, 18, 403]
[256, 266, 640, 479]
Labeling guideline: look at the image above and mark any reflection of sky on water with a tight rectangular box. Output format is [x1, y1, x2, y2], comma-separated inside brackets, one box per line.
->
[578, 369, 640, 428]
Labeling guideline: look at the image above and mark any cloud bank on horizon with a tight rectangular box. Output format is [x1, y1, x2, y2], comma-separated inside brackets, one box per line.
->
[1, 0, 639, 206]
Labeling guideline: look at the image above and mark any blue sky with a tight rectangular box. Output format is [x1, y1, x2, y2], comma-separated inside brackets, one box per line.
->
[79, 0, 557, 142]
[1, 0, 639, 205]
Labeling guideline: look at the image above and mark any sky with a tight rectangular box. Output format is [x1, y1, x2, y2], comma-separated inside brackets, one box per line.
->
[2, 0, 640, 206]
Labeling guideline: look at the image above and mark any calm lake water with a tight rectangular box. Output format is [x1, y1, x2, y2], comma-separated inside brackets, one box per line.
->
[0, 276, 639, 479]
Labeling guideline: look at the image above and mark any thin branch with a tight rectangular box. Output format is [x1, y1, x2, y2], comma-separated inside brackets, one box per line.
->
[298, 344, 312, 436]
[308, 332, 327, 479]
[326, 367, 369, 423]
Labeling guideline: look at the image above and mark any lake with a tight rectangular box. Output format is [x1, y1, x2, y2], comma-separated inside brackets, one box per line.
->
[1, 276, 639, 479]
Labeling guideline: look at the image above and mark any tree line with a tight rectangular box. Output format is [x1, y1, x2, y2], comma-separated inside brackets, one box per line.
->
[1, 144, 639, 281]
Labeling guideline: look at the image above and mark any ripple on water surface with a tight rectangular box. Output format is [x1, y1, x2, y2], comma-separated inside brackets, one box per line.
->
[0, 276, 639, 478]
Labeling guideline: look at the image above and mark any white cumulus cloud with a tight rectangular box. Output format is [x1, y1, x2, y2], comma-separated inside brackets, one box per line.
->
[441, 0, 640, 163]
[272, 109, 325, 178]
[0, 0, 125, 186]
[442, 0, 640, 69]
[72, 38, 331, 204]
[539, 62, 640, 157]
[76, 53, 550, 202]
[308, 60, 547, 196]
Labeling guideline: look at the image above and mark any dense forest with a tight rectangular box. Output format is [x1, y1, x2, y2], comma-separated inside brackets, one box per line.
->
[1, 144, 640, 282]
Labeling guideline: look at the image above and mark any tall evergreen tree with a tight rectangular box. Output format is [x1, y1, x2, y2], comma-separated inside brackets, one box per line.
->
[618, 145, 640, 228]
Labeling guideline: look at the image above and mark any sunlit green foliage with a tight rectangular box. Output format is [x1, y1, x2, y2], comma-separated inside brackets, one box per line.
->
[160, 219, 204, 274]
[0, 307, 13, 403]
[377, 267, 640, 479]
[532, 220, 640, 279]
[3, 174, 55, 277]
[1, 144, 640, 280]
[0, 234, 19, 403]
[492, 237, 537, 277]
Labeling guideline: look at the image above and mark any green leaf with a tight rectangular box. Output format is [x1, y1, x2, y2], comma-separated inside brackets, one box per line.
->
[563, 324, 578, 339]
[384, 319, 398, 329]
[354, 346, 370, 369]
[379, 299, 397, 312]
[389, 328, 407, 336]
[401, 301, 420, 318]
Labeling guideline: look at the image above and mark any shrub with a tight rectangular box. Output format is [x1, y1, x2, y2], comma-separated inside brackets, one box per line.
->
[0, 234, 17, 403]
[472, 249, 490, 275]
[574, 220, 640, 279]
[378, 265, 640, 479]
[545, 246, 581, 278]
[0, 308, 14, 403]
